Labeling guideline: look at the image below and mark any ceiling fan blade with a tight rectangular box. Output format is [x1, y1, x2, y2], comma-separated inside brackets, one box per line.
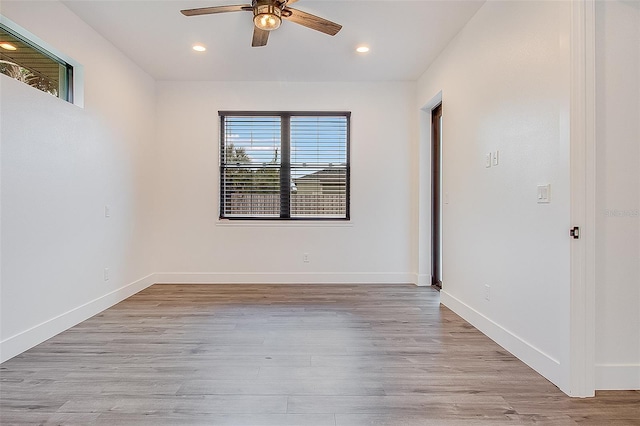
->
[252, 27, 270, 47]
[181, 5, 251, 16]
[284, 8, 342, 36]
[286, 0, 299, 4]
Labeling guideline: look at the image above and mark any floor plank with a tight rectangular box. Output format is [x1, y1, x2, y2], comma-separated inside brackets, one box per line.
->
[1, 284, 638, 425]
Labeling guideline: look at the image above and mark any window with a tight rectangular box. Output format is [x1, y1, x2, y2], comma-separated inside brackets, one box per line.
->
[220, 111, 350, 220]
[0, 22, 73, 102]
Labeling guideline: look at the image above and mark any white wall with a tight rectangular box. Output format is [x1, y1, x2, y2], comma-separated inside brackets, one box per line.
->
[153, 81, 416, 284]
[3, 0, 636, 394]
[594, 0, 640, 389]
[415, 0, 572, 391]
[0, 1, 157, 362]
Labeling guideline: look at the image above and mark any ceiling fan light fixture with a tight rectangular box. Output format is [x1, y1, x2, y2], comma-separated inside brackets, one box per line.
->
[254, 4, 282, 31]
[356, 46, 370, 54]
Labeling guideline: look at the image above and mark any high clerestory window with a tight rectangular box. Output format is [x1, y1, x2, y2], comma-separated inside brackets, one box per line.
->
[0, 22, 73, 102]
[219, 111, 350, 220]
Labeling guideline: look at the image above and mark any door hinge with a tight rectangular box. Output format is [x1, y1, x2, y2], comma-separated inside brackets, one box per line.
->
[570, 226, 580, 239]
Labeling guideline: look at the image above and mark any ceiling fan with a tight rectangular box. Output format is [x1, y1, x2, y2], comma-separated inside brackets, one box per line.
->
[180, 0, 342, 47]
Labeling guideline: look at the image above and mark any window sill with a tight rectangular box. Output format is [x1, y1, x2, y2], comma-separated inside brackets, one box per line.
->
[215, 219, 353, 228]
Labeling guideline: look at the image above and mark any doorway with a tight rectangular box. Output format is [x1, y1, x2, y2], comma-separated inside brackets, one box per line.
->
[431, 104, 443, 289]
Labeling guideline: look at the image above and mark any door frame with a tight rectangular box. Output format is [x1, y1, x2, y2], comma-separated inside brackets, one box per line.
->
[416, 91, 443, 287]
[566, 0, 596, 397]
[431, 103, 443, 288]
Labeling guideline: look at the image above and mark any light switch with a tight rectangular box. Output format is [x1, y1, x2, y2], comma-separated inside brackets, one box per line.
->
[105, 205, 111, 218]
[486, 153, 492, 168]
[537, 184, 551, 203]
[492, 150, 499, 166]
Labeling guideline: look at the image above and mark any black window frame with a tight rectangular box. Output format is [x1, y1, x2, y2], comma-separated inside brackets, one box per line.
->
[219, 111, 351, 221]
[0, 22, 74, 103]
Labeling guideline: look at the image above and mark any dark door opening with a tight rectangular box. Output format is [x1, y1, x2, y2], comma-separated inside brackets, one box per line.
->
[431, 104, 443, 289]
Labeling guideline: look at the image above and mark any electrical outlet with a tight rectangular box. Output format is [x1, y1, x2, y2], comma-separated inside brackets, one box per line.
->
[104, 268, 110, 281]
[105, 205, 111, 218]
[303, 253, 310, 263]
[484, 284, 490, 301]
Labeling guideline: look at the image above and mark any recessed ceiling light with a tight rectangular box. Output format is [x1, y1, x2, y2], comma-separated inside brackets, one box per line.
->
[0, 42, 17, 51]
[356, 46, 370, 54]
[192, 44, 207, 52]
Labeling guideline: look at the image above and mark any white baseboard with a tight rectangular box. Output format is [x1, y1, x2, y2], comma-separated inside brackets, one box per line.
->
[415, 274, 431, 286]
[0, 274, 156, 363]
[154, 272, 415, 285]
[595, 364, 640, 390]
[440, 290, 562, 388]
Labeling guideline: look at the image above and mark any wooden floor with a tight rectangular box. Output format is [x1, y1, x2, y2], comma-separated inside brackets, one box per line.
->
[1, 284, 638, 425]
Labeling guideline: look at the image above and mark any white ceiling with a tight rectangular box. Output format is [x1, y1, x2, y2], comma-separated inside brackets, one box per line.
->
[62, 0, 484, 82]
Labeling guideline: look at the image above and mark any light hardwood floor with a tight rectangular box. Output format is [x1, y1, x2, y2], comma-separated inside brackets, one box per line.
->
[1, 284, 638, 425]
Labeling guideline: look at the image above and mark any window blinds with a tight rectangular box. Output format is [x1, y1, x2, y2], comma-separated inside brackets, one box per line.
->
[220, 112, 350, 220]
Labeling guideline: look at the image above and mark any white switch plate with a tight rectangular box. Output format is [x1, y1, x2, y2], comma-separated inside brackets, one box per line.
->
[537, 184, 551, 203]
[485, 153, 492, 168]
[104, 268, 110, 281]
[492, 150, 499, 166]
[105, 205, 111, 218]
[484, 284, 490, 301]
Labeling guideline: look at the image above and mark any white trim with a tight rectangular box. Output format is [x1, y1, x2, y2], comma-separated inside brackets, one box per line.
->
[415, 274, 431, 287]
[154, 272, 414, 285]
[595, 364, 640, 390]
[416, 91, 443, 288]
[0, 274, 156, 363]
[420, 91, 443, 113]
[215, 220, 353, 228]
[440, 290, 561, 386]
[582, 0, 597, 395]
[567, 0, 597, 397]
